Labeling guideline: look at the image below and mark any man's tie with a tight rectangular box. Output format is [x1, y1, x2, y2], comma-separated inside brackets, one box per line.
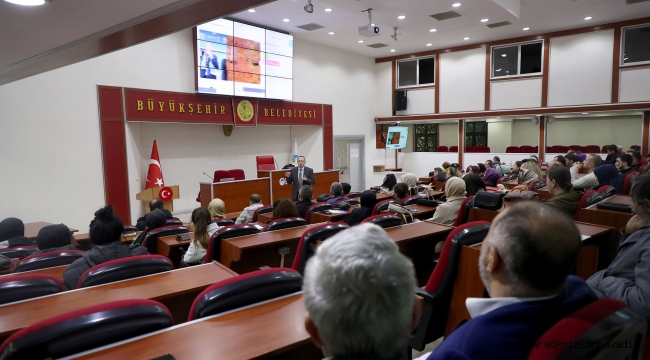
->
[298, 168, 303, 187]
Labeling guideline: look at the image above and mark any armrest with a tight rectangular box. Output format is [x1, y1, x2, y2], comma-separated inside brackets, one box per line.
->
[414, 286, 437, 303]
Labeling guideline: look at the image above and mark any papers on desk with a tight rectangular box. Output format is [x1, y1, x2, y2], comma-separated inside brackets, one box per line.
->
[328, 209, 348, 214]
[580, 235, 591, 241]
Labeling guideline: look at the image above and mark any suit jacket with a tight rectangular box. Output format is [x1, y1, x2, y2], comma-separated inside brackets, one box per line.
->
[286, 166, 315, 201]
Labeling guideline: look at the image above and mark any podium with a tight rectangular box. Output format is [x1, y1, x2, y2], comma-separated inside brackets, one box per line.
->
[257, 170, 340, 202]
[136, 185, 180, 213]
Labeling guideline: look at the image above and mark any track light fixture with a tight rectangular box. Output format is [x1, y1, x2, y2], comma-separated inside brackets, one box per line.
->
[304, 0, 313, 13]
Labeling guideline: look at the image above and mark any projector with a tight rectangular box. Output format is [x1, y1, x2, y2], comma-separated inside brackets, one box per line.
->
[358, 25, 381, 37]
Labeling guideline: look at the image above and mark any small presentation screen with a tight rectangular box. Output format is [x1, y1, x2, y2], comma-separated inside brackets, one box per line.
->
[385, 126, 409, 149]
[196, 19, 293, 100]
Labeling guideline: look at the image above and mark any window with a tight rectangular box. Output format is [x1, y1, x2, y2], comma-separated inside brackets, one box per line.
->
[414, 124, 439, 152]
[398, 56, 436, 87]
[465, 121, 488, 147]
[622, 25, 650, 65]
[492, 41, 542, 78]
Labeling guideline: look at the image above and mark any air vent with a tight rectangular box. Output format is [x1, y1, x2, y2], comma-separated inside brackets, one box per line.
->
[430, 11, 462, 21]
[627, 0, 650, 4]
[367, 43, 388, 48]
[296, 23, 325, 31]
[486, 21, 512, 28]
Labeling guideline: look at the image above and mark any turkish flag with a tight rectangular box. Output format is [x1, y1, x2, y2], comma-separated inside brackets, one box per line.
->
[145, 140, 164, 189]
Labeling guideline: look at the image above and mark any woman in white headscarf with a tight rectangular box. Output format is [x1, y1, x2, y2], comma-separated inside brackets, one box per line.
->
[429, 177, 467, 226]
[401, 173, 418, 196]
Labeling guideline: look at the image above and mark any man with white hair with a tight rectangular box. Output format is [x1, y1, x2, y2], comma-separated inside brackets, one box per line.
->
[302, 223, 420, 360]
[428, 202, 597, 360]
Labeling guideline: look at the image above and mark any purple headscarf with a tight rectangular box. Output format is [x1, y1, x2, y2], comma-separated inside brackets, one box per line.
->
[484, 167, 500, 183]
[576, 153, 587, 163]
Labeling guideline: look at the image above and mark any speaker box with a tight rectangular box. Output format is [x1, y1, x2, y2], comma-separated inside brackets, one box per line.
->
[394, 90, 407, 111]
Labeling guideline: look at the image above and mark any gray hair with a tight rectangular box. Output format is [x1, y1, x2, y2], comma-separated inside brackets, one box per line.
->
[330, 182, 343, 197]
[401, 173, 417, 188]
[303, 223, 416, 358]
[299, 185, 313, 200]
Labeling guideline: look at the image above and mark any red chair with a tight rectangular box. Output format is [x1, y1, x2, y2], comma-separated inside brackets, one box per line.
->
[497, 175, 509, 184]
[622, 171, 638, 195]
[0, 274, 63, 305]
[555, 145, 570, 154]
[204, 224, 260, 263]
[188, 268, 302, 321]
[361, 214, 403, 228]
[165, 217, 183, 226]
[13, 250, 85, 273]
[346, 192, 362, 199]
[212, 219, 235, 227]
[520, 145, 536, 153]
[449, 146, 458, 152]
[476, 146, 490, 152]
[452, 195, 475, 226]
[568, 145, 582, 152]
[506, 146, 520, 153]
[256, 155, 276, 171]
[264, 217, 308, 232]
[400, 195, 419, 206]
[601, 145, 609, 153]
[437, 146, 448, 152]
[0, 299, 173, 360]
[528, 299, 646, 360]
[142, 225, 188, 254]
[227, 169, 245, 180]
[372, 199, 393, 215]
[0, 246, 37, 260]
[213, 170, 230, 182]
[466, 146, 476, 153]
[574, 190, 601, 221]
[583, 145, 600, 153]
[631, 145, 641, 152]
[529, 181, 546, 191]
[252, 205, 274, 222]
[304, 203, 332, 223]
[410, 222, 490, 351]
[597, 185, 616, 200]
[79, 255, 173, 288]
[292, 223, 349, 274]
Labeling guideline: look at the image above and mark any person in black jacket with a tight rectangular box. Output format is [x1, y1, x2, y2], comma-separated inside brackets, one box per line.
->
[63, 206, 148, 290]
[133, 209, 167, 246]
[346, 191, 377, 226]
[0, 217, 33, 248]
[136, 198, 172, 231]
[33, 224, 80, 255]
[604, 144, 621, 165]
[296, 185, 313, 219]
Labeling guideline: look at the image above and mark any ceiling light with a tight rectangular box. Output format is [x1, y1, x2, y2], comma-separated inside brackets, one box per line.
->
[283, 18, 290, 22]
[464, 37, 469, 40]
[390, 49, 396, 52]
[325, 8, 332, 12]
[584, 16, 592, 20]
[248, 9, 256, 13]
[501, 54, 507, 57]
[358, 40, 364, 43]
[304, 0, 313, 13]
[452, 3, 461, 7]
[427, 43, 432, 46]
[4, 0, 48, 5]
[328, 32, 335, 35]
[523, 27, 530, 31]
[397, 15, 406, 19]
[430, 29, 437, 32]
[481, 19, 489, 22]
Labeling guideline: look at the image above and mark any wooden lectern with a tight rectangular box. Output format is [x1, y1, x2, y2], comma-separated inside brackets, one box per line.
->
[136, 186, 180, 213]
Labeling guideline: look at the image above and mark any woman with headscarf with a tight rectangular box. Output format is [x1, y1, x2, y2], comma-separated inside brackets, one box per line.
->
[379, 173, 397, 195]
[463, 171, 485, 196]
[521, 160, 544, 182]
[34, 224, 80, 255]
[0, 218, 32, 248]
[429, 177, 467, 226]
[208, 198, 226, 219]
[594, 164, 619, 189]
[346, 191, 377, 226]
[401, 173, 418, 196]
[484, 167, 500, 187]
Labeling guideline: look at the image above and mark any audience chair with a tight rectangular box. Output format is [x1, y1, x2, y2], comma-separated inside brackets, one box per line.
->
[0, 274, 63, 306]
[252, 205, 274, 222]
[227, 169, 245, 180]
[528, 299, 646, 360]
[555, 145, 570, 153]
[410, 222, 491, 351]
[346, 192, 362, 199]
[165, 218, 183, 226]
[436, 146, 448, 152]
[583, 145, 600, 153]
[256, 155, 276, 171]
[0, 299, 173, 360]
[292, 223, 349, 274]
[568, 145, 582, 152]
[13, 250, 85, 273]
[497, 175, 509, 184]
[204, 224, 260, 263]
[264, 217, 308, 232]
[452, 196, 475, 227]
[304, 203, 332, 223]
[574, 190, 601, 221]
[400, 195, 419, 206]
[372, 199, 394, 215]
[341, 198, 360, 205]
[529, 181, 546, 191]
[78, 255, 173, 288]
[188, 268, 303, 321]
[142, 225, 189, 254]
[601, 145, 609, 154]
[213, 170, 231, 182]
[466, 146, 476, 153]
[546, 146, 556, 153]
[476, 146, 490, 152]
[0, 246, 38, 260]
[213, 219, 235, 227]
[123, 225, 138, 233]
[520, 145, 536, 153]
[597, 185, 616, 200]
[631, 145, 641, 152]
[506, 146, 520, 153]
[361, 214, 403, 228]
[449, 146, 458, 152]
[622, 171, 638, 195]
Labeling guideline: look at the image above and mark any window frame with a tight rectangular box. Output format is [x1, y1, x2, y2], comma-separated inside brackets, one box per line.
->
[396, 55, 436, 89]
[413, 123, 440, 152]
[621, 23, 650, 67]
[490, 39, 544, 80]
[465, 121, 488, 148]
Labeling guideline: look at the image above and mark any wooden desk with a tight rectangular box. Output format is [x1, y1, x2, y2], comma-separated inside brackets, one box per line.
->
[376, 193, 394, 201]
[71, 293, 321, 360]
[0, 264, 67, 281]
[72, 233, 138, 250]
[578, 195, 634, 231]
[258, 170, 340, 202]
[534, 187, 551, 200]
[221, 224, 322, 274]
[419, 176, 434, 183]
[158, 232, 194, 267]
[0, 262, 237, 342]
[381, 204, 438, 222]
[24, 222, 79, 239]
[199, 178, 271, 214]
[224, 211, 242, 221]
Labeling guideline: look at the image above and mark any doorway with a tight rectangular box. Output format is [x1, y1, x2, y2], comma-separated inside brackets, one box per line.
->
[334, 136, 365, 192]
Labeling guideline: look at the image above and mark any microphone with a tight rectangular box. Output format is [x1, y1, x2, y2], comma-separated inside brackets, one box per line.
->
[274, 157, 279, 170]
[203, 172, 214, 180]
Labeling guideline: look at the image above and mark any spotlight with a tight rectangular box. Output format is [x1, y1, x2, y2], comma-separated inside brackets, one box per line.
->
[304, 0, 313, 13]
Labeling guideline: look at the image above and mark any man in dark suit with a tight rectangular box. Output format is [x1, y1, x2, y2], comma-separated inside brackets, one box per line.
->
[285, 155, 315, 201]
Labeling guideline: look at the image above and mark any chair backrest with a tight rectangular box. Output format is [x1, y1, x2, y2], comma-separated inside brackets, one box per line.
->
[601, 145, 609, 153]
[400, 195, 419, 206]
[227, 169, 245, 180]
[476, 146, 490, 152]
[520, 145, 536, 153]
[343, 198, 360, 205]
[449, 146, 458, 152]
[466, 146, 476, 152]
[528, 299, 646, 360]
[630, 145, 641, 152]
[568, 145, 582, 151]
[188, 268, 303, 321]
[597, 185, 616, 199]
[0, 246, 38, 260]
[252, 205, 274, 222]
[304, 203, 332, 223]
[123, 225, 138, 233]
[555, 145, 570, 153]
[583, 145, 600, 153]
[0, 299, 173, 360]
[165, 218, 183, 226]
[372, 199, 393, 215]
[361, 214, 403, 228]
[0, 274, 63, 305]
[213, 170, 230, 182]
[497, 175, 508, 184]
[213, 218, 235, 227]
[143, 225, 189, 254]
[622, 171, 638, 195]
[506, 146, 521, 153]
[256, 155, 276, 171]
[79, 255, 173, 288]
[346, 192, 362, 199]
[452, 195, 475, 227]
[264, 217, 308, 232]
[292, 222, 349, 274]
[13, 250, 85, 273]
[204, 224, 260, 263]
[574, 190, 599, 221]
[437, 146, 448, 152]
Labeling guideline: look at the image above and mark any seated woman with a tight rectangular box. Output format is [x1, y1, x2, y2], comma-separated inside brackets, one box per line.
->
[379, 174, 397, 195]
[271, 198, 299, 221]
[433, 167, 446, 183]
[477, 163, 486, 175]
[447, 165, 461, 179]
[0, 217, 32, 248]
[484, 167, 500, 187]
[516, 166, 539, 186]
[393, 183, 409, 203]
[401, 173, 418, 196]
[207, 198, 226, 237]
[594, 164, 619, 190]
[183, 208, 211, 265]
[521, 160, 544, 182]
[63, 206, 148, 290]
[429, 177, 467, 226]
[34, 224, 80, 255]
[463, 171, 485, 196]
[346, 191, 377, 226]
[545, 166, 583, 218]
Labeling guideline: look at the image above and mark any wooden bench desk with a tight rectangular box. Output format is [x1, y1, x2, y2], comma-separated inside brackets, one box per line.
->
[0, 264, 67, 281]
[24, 222, 79, 239]
[70, 293, 321, 360]
[158, 232, 193, 267]
[578, 195, 634, 231]
[376, 193, 394, 201]
[381, 204, 438, 222]
[0, 262, 237, 342]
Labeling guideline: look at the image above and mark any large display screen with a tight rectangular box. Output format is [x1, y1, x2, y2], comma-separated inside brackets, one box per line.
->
[196, 19, 293, 100]
[385, 126, 409, 150]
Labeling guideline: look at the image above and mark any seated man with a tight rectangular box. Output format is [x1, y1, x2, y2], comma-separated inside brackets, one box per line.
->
[429, 202, 596, 360]
[341, 182, 352, 195]
[545, 166, 583, 218]
[553, 155, 567, 167]
[610, 154, 635, 193]
[564, 153, 579, 167]
[587, 174, 650, 318]
[303, 223, 420, 360]
[296, 185, 313, 219]
[235, 193, 264, 224]
[492, 156, 511, 176]
[604, 144, 621, 165]
[0, 217, 32, 248]
[136, 198, 173, 231]
[393, 183, 409, 203]
[570, 153, 601, 190]
[34, 224, 80, 255]
[325, 182, 346, 206]
[626, 150, 642, 172]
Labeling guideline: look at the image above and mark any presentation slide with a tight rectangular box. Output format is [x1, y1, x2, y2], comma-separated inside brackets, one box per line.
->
[266, 77, 292, 100]
[197, 67, 233, 95]
[233, 47, 266, 76]
[266, 30, 293, 57]
[386, 126, 409, 149]
[235, 73, 266, 98]
[234, 22, 266, 52]
[265, 53, 292, 79]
